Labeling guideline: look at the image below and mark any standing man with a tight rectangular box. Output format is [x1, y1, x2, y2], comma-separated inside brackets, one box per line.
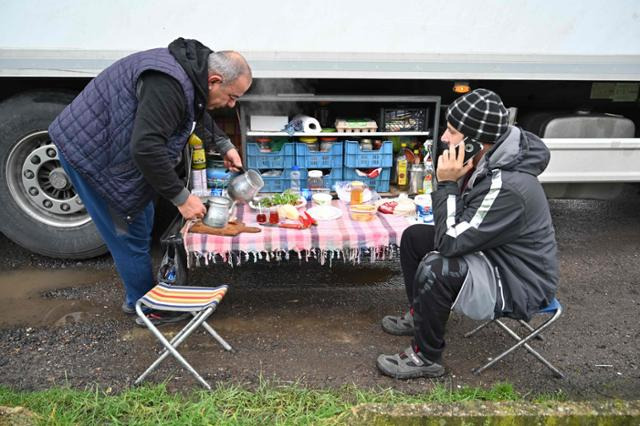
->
[377, 89, 558, 378]
[49, 38, 252, 326]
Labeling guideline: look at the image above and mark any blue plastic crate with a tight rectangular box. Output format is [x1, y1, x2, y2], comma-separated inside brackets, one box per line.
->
[295, 141, 343, 169]
[260, 169, 294, 193]
[343, 167, 391, 192]
[246, 142, 296, 169]
[300, 167, 344, 191]
[344, 140, 393, 168]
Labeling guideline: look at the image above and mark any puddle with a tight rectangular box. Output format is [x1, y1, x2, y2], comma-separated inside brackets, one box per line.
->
[0, 269, 113, 328]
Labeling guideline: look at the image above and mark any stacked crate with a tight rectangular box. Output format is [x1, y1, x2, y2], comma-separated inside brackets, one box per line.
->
[342, 140, 393, 192]
[245, 142, 297, 193]
[295, 142, 344, 190]
[245, 140, 393, 193]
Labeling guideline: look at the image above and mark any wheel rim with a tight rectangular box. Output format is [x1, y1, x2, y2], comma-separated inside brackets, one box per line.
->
[6, 130, 92, 228]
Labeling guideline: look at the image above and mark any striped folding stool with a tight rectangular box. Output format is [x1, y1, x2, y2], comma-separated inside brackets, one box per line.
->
[464, 297, 564, 378]
[134, 283, 233, 389]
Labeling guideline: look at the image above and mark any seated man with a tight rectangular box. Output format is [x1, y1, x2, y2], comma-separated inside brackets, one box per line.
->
[377, 88, 559, 379]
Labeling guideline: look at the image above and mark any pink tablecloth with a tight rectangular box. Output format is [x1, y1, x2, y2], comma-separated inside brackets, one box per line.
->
[182, 201, 413, 266]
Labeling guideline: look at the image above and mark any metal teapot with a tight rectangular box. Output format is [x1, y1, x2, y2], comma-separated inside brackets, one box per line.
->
[226, 168, 264, 203]
[203, 196, 235, 228]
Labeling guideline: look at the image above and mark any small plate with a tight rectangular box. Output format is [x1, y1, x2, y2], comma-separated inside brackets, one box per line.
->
[249, 197, 306, 210]
[306, 205, 343, 221]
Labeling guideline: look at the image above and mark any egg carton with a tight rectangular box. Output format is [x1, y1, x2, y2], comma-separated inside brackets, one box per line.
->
[335, 119, 378, 133]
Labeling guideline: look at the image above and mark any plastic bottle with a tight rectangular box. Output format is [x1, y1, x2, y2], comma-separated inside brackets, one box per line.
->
[396, 143, 409, 190]
[189, 136, 207, 195]
[408, 162, 424, 195]
[422, 156, 434, 195]
[290, 165, 301, 193]
[191, 140, 206, 170]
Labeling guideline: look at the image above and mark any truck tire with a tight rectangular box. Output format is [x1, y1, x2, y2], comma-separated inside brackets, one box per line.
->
[0, 91, 107, 259]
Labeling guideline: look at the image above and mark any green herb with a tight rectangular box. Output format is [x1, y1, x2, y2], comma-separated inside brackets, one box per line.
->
[257, 190, 300, 207]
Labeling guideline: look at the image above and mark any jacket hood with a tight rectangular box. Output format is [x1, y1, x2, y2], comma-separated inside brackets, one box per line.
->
[485, 126, 550, 177]
[168, 37, 212, 119]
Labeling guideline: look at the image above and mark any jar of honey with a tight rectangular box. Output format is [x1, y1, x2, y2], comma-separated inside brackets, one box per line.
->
[350, 181, 365, 204]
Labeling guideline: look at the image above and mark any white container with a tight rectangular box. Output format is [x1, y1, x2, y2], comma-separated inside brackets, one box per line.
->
[414, 194, 433, 223]
[250, 115, 289, 131]
[312, 192, 332, 206]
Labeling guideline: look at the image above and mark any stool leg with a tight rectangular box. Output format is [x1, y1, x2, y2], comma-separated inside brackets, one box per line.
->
[518, 320, 544, 341]
[135, 307, 215, 389]
[474, 318, 564, 378]
[137, 312, 205, 381]
[194, 314, 234, 352]
[464, 320, 493, 338]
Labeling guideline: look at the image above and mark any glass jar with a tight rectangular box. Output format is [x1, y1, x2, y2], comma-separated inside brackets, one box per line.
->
[319, 136, 337, 152]
[300, 136, 319, 151]
[307, 170, 324, 190]
[350, 181, 365, 204]
[360, 139, 373, 150]
[256, 137, 272, 152]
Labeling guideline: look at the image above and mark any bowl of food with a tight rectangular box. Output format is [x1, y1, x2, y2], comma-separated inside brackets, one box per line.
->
[349, 204, 377, 222]
[311, 192, 332, 206]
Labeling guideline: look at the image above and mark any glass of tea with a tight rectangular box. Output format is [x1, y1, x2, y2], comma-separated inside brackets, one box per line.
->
[268, 206, 279, 224]
[256, 205, 266, 224]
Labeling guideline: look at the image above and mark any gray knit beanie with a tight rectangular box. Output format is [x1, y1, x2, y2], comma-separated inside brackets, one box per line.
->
[446, 88, 509, 143]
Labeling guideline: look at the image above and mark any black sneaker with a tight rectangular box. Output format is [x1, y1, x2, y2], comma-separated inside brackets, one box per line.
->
[135, 310, 191, 327]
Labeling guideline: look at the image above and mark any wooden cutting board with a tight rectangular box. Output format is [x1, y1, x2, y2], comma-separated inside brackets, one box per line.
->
[190, 220, 261, 236]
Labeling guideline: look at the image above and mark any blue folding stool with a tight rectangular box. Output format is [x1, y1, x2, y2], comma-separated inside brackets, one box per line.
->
[464, 297, 564, 378]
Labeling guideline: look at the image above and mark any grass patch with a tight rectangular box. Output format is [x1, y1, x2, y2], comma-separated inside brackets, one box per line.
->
[0, 381, 558, 425]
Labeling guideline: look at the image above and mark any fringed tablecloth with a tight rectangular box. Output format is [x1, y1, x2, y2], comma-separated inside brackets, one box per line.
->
[182, 200, 414, 267]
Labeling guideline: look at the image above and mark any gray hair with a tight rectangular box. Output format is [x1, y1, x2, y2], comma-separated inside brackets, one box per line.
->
[207, 51, 252, 85]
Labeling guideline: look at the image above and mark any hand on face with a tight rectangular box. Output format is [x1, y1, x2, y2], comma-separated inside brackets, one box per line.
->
[436, 141, 475, 182]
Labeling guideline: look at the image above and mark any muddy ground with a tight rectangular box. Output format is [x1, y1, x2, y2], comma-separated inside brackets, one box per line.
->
[0, 190, 639, 399]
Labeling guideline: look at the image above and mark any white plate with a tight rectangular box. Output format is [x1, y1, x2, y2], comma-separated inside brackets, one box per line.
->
[306, 205, 343, 221]
[249, 197, 306, 210]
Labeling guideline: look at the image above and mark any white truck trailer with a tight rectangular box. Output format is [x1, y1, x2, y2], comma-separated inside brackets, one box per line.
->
[1, 0, 639, 258]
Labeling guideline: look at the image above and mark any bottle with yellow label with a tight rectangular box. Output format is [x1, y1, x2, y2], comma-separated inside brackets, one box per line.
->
[188, 133, 208, 194]
[189, 134, 206, 170]
[395, 143, 408, 190]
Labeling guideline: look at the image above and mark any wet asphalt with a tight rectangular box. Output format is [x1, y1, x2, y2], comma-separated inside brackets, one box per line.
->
[0, 186, 639, 398]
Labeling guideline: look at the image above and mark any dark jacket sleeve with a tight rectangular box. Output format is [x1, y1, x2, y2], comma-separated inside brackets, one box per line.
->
[201, 112, 235, 155]
[130, 71, 190, 206]
[432, 172, 526, 257]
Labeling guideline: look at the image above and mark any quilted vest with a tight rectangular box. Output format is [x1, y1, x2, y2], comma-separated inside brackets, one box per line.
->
[49, 48, 196, 221]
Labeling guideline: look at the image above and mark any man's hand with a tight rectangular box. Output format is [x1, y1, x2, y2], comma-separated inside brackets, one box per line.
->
[223, 148, 243, 172]
[178, 194, 206, 220]
[436, 142, 475, 182]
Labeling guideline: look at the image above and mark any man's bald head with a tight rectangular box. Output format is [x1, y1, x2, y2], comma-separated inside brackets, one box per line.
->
[207, 51, 252, 86]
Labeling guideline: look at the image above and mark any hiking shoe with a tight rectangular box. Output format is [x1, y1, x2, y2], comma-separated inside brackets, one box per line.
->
[121, 301, 136, 315]
[381, 310, 415, 336]
[135, 310, 191, 327]
[377, 345, 445, 379]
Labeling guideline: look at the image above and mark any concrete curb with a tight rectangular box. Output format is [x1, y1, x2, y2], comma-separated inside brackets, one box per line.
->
[342, 400, 640, 425]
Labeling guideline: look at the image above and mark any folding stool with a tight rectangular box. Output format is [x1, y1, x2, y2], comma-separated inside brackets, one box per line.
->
[464, 297, 564, 378]
[134, 283, 234, 389]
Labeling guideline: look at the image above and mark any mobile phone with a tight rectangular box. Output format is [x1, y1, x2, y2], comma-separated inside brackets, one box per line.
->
[438, 138, 483, 164]
[459, 138, 483, 164]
